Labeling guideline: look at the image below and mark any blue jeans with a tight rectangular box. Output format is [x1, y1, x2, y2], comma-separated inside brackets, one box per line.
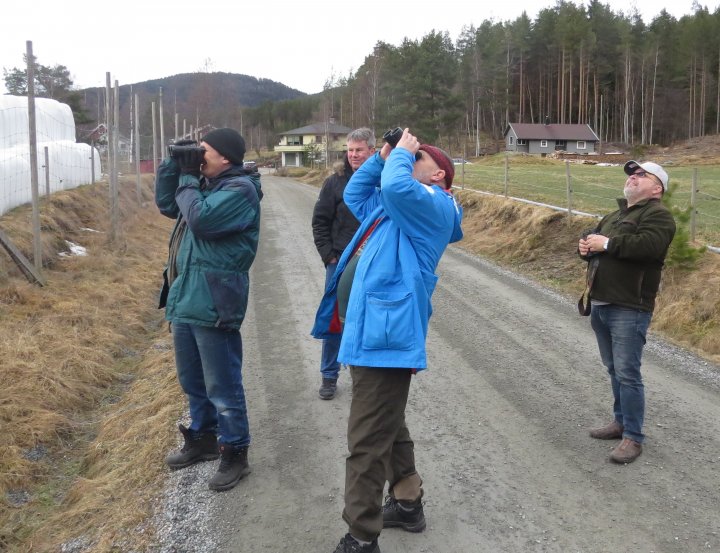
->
[172, 322, 250, 448]
[590, 304, 652, 443]
[321, 262, 341, 380]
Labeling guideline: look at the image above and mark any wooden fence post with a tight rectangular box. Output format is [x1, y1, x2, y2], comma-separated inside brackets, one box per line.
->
[26, 41, 42, 273]
[504, 153, 509, 197]
[690, 168, 698, 242]
[44, 146, 50, 196]
[566, 160, 573, 216]
[135, 93, 141, 204]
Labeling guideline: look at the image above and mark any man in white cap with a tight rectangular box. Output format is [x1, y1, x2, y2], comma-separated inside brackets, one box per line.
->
[578, 160, 676, 464]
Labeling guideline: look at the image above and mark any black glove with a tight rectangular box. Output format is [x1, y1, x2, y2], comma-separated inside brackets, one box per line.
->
[176, 147, 206, 177]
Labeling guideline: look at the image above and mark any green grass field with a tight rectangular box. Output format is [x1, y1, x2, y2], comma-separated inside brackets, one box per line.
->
[454, 155, 720, 246]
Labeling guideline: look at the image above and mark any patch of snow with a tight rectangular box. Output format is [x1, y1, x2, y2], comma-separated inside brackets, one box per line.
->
[59, 241, 87, 257]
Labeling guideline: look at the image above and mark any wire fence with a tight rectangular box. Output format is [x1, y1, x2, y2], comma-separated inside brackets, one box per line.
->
[1, 42, 166, 283]
[453, 155, 720, 253]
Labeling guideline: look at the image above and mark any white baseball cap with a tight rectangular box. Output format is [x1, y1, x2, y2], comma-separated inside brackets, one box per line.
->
[624, 160, 669, 191]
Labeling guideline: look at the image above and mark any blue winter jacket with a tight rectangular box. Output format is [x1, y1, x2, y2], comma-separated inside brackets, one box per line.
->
[155, 159, 262, 330]
[311, 148, 463, 370]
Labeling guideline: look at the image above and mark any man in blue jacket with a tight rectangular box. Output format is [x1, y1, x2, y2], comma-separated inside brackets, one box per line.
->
[155, 128, 262, 492]
[312, 128, 463, 553]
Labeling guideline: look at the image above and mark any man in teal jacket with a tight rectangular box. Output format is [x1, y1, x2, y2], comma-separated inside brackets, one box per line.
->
[312, 128, 463, 553]
[156, 128, 262, 491]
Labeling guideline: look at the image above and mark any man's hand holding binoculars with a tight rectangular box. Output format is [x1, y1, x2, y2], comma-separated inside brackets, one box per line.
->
[380, 127, 419, 159]
[169, 139, 206, 177]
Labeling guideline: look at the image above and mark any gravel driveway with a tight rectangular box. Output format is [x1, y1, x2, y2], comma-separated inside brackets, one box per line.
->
[153, 173, 720, 553]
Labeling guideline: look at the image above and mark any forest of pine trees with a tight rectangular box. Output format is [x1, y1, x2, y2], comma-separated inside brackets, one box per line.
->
[239, 1, 720, 155]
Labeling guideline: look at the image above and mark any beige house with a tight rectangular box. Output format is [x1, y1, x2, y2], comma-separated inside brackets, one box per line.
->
[275, 122, 352, 167]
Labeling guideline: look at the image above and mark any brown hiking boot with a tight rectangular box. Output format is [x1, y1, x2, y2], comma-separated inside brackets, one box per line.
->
[589, 420, 623, 440]
[165, 424, 219, 470]
[208, 445, 251, 491]
[610, 438, 643, 464]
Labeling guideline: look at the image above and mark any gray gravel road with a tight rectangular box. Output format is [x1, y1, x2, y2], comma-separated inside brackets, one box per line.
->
[154, 173, 720, 553]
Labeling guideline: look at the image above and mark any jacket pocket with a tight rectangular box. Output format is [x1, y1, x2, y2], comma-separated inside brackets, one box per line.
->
[204, 272, 249, 328]
[362, 291, 415, 351]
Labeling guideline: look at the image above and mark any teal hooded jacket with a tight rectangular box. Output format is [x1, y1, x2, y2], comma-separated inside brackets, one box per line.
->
[311, 149, 463, 370]
[155, 159, 262, 330]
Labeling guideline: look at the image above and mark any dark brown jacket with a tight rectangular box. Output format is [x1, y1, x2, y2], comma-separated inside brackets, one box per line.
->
[311, 156, 360, 265]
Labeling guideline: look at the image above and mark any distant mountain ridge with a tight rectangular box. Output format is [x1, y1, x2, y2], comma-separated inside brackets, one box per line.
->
[79, 72, 307, 135]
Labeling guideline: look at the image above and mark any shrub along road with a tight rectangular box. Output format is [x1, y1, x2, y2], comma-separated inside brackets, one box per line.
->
[156, 173, 720, 553]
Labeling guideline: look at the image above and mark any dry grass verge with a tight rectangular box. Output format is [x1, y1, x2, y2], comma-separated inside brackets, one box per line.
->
[0, 176, 182, 551]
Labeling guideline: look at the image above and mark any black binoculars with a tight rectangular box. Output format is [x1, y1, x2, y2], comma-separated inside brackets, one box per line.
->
[383, 127, 403, 148]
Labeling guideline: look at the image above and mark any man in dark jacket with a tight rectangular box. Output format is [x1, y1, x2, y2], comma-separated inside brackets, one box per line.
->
[312, 128, 376, 400]
[155, 128, 262, 491]
[579, 160, 675, 464]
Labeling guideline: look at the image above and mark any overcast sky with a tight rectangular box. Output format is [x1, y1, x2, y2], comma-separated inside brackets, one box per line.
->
[2, 0, 714, 96]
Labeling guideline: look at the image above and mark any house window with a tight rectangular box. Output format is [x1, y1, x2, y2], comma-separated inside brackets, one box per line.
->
[555, 140, 566, 150]
[287, 136, 301, 146]
[315, 135, 323, 143]
[577, 141, 587, 149]
[509, 136, 514, 145]
[517, 139, 527, 145]
[540, 140, 548, 148]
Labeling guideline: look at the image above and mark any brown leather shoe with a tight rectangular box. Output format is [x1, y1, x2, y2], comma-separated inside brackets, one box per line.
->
[610, 438, 643, 464]
[589, 420, 624, 440]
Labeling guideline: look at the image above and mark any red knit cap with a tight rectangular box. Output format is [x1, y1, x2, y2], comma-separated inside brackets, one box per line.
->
[418, 144, 454, 188]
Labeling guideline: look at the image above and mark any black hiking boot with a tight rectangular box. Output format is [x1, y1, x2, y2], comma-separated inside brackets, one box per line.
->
[332, 534, 380, 553]
[208, 445, 251, 491]
[319, 377, 338, 400]
[165, 424, 219, 470]
[382, 495, 426, 532]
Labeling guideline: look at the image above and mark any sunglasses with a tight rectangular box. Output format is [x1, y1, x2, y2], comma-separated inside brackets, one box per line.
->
[632, 171, 649, 178]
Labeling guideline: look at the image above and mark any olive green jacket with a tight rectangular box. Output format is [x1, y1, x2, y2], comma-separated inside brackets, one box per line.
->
[582, 197, 676, 312]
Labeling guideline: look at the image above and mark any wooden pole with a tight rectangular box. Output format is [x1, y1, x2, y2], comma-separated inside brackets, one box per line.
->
[152, 101, 158, 174]
[44, 146, 50, 196]
[566, 160, 573, 216]
[0, 227, 46, 286]
[105, 72, 114, 205]
[135, 93, 142, 203]
[159, 87, 165, 158]
[110, 80, 120, 242]
[690, 168, 698, 242]
[503, 153, 509, 197]
[26, 41, 42, 272]
[90, 140, 96, 184]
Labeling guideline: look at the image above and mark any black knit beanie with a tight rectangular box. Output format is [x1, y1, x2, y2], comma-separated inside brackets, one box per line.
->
[201, 128, 246, 165]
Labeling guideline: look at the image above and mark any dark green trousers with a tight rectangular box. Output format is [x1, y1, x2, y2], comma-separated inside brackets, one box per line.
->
[343, 365, 419, 541]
